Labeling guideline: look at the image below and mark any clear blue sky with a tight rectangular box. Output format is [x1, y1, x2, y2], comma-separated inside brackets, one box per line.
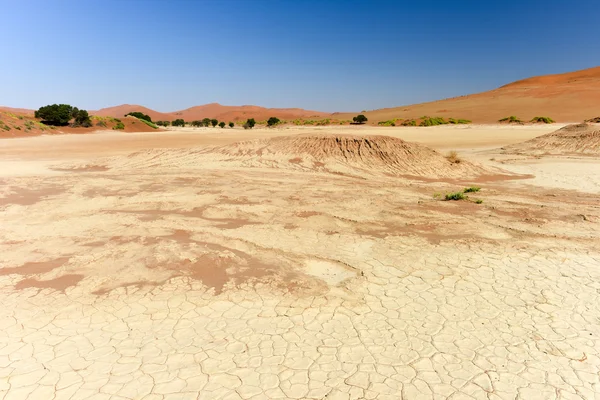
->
[1, 0, 598, 112]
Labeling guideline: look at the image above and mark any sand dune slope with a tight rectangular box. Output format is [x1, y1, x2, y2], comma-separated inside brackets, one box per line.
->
[502, 123, 600, 155]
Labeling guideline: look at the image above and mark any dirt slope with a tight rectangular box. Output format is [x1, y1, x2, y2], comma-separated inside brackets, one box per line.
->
[501, 123, 600, 155]
[334, 66, 600, 124]
[0, 111, 156, 138]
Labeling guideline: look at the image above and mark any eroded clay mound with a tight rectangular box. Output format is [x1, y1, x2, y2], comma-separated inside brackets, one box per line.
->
[502, 123, 600, 155]
[212, 134, 502, 178]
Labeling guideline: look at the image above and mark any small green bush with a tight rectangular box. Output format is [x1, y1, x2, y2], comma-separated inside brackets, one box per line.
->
[219, 121, 226, 128]
[137, 118, 158, 129]
[401, 119, 417, 126]
[530, 116, 554, 124]
[125, 112, 152, 122]
[113, 122, 125, 130]
[475, 199, 483, 204]
[448, 118, 471, 124]
[378, 120, 397, 126]
[245, 118, 256, 129]
[420, 116, 448, 127]
[463, 186, 481, 193]
[228, 122, 234, 128]
[499, 116, 523, 124]
[211, 119, 219, 127]
[445, 192, 465, 201]
[96, 121, 107, 128]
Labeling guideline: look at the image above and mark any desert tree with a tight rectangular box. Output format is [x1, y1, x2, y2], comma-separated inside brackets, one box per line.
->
[172, 118, 185, 127]
[219, 121, 226, 128]
[211, 118, 218, 127]
[202, 118, 211, 127]
[267, 117, 281, 127]
[353, 114, 368, 124]
[228, 122, 234, 128]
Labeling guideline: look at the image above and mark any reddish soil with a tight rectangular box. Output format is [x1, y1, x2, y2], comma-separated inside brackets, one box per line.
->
[0, 111, 157, 138]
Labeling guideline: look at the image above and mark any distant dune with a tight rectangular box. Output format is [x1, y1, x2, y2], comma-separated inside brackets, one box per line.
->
[337, 66, 600, 124]
[91, 103, 328, 123]
[3, 66, 600, 126]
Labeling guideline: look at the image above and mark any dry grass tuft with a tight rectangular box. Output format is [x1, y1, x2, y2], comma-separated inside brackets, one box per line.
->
[446, 150, 461, 164]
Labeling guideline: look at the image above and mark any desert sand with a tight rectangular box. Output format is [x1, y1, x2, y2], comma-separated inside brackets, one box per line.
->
[1, 123, 599, 399]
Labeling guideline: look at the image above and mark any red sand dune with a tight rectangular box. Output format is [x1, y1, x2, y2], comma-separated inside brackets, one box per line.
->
[3, 66, 600, 128]
[92, 103, 328, 123]
[336, 66, 600, 124]
[0, 112, 155, 139]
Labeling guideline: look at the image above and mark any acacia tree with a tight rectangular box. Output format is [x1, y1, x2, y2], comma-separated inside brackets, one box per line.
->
[267, 117, 280, 127]
[202, 118, 211, 127]
[228, 122, 234, 128]
[191, 120, 202, 127]
[210, 119, 218, 127]
[218, 121, 226, 128]
[172, 119, 185, 127]
[244, 118, 256, 129]
[353, 114, 368, 124]
[35, 104, 74, 126]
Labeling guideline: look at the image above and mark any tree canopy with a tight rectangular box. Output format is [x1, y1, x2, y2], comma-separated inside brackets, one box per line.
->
[353, 114, 368, 124]
[244, 118, 256, 129]
[228, 122, 234, 128]
[35, 104, 75, 126]
[218, 121, 226, 128]
[267, 117, 281, 127]
[202, 118, 211, 127]
[210, 119, 219, 127]
[172, 119, 185, 127]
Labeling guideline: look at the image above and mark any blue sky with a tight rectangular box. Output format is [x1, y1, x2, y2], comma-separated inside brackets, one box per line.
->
[1, 0, 599, 112]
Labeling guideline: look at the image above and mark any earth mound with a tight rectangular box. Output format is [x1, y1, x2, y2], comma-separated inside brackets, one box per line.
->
[211, 134, 504, 179]
[502, 123, 600, 155]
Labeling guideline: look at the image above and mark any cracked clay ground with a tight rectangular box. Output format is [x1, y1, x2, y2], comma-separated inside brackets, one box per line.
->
[1, 126, 599, 399]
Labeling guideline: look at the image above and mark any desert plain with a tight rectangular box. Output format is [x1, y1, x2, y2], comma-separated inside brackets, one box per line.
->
[0, 122, 599, 400]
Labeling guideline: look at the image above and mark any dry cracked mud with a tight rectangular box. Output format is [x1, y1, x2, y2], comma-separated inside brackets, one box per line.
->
[0, 126, 599, 400]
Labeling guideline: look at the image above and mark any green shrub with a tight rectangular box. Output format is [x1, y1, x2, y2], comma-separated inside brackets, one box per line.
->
[202, 118, 211, 127]
[125, 112, 152, 122]
[219, 121, 226, 128]
[0, 120, 11, 131]
[530, 116, 554, 124]
[228, 122, 234, 128]
[138, 118, 158, 129]
[72, 109, 92, 127]
[401, 119, 417, 126]
[378, 120, 397, 126]
[352, 114, 368, 124]
[172, 119, 185, 127]
[113, 122, 125, 130]
[448, 118, 471, 124]
[211, 119, 219, 127]
[475, 199, 483, 204]
[244, 118, 256, 129]
[420, 116, 448, 126]
[267, 117, 281, 127]
[445, 192, 465, 201]
[463, 186, 481, 193]
[96, 121, 107, 128]
[499, 116, 523, 124]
